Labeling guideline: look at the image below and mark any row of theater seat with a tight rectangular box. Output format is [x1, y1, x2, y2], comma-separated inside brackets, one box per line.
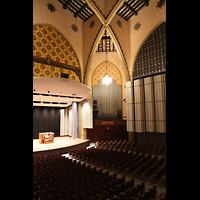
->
[69, 145, 166, 186]
[33, 154, 160, 200]
[96, 139, 166, 156]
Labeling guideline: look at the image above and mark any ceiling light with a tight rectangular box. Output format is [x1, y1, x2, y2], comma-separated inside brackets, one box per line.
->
[102, 74, 112, 85]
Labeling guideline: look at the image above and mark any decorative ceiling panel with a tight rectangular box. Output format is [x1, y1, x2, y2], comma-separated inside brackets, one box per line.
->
[33, 25, 80, 68]
[117, 0, 151, 21]
[57, 0, 95, 21]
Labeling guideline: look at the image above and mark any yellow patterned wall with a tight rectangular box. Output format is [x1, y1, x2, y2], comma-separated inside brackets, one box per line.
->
[33, 24, 80, 68]
[92, 62, 121, 86]
[33, 62, 80, 82]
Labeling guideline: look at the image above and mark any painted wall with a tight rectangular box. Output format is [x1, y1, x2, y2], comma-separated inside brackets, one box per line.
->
[110, 14, 131, 71]
[33, 0, 84, 80]
[83, 14, 102, 77]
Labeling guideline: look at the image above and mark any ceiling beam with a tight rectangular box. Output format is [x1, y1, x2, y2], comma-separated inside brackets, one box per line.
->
[123, 1, 138, 16]
[85, 0, 105, 24]
[74, 3, 87, 18]
[105, 0, 126, 25]
[58, 0, 94, 21]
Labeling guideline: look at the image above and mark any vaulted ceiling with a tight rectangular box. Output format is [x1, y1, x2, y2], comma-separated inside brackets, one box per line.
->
[33, 0, 166, 85]
[56, 0, 151, 22]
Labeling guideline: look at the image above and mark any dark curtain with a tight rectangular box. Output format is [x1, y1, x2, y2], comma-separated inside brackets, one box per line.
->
[33, 106, 60, 139]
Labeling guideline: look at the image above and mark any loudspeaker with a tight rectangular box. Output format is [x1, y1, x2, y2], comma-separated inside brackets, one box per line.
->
[61, 73, 69, 79]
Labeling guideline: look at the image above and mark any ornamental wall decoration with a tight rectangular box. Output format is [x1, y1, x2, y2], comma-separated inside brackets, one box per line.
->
[134, 22, 142, 31]
[89, 20, 95, 28]
[116, 19, 122, 28]
[46, 2, 56, 13]
[156, 0, 166, 9]
[71, 24, 79, 33]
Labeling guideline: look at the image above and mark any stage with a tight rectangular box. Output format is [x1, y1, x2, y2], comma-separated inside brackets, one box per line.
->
[33, 136, 90, 156]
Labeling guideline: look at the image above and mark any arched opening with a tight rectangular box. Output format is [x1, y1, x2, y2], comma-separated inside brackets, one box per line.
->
[33, 24, 82, 82]
[133, 22, 166, 78]
[92, 61, 122, 120]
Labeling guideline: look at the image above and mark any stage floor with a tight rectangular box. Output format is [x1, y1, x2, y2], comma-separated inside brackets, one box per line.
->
[33, 136, 90, 156]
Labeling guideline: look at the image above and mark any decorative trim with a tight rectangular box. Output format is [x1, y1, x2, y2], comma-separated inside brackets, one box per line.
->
[83, 24, 130, 84]
[86, 0, 125, 25]
[90, 0, 106, 19]
[85, 0, 105, 24]
[108, 25, 130, 81]
[105, 0, 126, 25]
[83, 25, 104, 84]
[90, 0, 120, 21]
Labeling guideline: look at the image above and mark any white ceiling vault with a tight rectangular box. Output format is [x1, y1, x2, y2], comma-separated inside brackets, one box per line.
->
[33, 77, 91, 108]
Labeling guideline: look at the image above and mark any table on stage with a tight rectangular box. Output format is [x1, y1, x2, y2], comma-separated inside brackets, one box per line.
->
[39, 132, 54, 144]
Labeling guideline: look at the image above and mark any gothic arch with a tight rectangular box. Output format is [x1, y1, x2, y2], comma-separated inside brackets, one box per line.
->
[83, 25, 130, 85]
[33, 24, 81, 82]
[92, 61, 122, 86]
[132, 21, 166, 78]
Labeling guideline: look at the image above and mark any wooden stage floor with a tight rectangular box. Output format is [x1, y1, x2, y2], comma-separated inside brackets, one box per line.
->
[33, 136, 90, 156]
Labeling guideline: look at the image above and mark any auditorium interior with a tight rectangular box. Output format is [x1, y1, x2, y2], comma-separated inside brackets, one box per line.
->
[33, 0, 166, 199]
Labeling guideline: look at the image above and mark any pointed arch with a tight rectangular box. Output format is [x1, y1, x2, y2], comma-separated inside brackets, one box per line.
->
[83, 25, 105, 84]
[92, 60, 122, 86]
[131, 20, 166, 78]
[108, 25, 130, 81]
[83, 24, 130, 85]
[33, 23, 82, 82]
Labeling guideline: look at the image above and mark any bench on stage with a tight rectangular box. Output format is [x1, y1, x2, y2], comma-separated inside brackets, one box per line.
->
[39, 132, 54, 144]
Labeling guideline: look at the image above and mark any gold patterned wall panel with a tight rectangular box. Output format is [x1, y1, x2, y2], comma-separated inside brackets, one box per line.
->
[33, 24, 80, 68]
[33, 62, 80, 82]
[92, 62, 121, 86]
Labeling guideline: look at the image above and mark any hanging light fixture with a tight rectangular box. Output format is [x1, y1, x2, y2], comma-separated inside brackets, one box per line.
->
[102, 73, 112, 85]
[102, 60, 112, 85]
[102, 27, 112, 86]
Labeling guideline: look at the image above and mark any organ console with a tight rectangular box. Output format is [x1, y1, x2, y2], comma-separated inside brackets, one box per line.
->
[39, 132, 54, 144]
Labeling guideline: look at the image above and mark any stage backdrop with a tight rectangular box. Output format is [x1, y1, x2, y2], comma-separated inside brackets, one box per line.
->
[33, 106, 60, 139]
